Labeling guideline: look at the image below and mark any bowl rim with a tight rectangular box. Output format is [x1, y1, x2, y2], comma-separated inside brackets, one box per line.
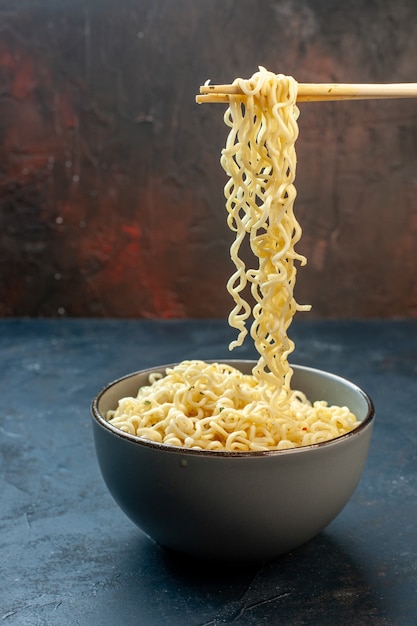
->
[91, 360, 375, 458]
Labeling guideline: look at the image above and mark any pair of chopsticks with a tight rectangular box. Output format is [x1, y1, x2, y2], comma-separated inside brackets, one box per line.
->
[196, 82, 417, 103]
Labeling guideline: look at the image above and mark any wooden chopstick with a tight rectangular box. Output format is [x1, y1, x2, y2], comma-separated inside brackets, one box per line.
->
[196, 82, 417, 103]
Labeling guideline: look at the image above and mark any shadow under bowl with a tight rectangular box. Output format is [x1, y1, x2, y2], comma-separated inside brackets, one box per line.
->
[91, 361, 375, 561]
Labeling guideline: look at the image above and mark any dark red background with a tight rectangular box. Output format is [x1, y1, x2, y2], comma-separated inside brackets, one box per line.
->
[1, 0, 417, 318]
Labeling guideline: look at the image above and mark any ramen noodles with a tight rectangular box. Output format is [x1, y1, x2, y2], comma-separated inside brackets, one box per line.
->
[107, 68, 359, 451]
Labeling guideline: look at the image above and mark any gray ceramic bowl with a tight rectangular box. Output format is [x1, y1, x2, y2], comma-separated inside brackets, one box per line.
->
[91, 361, 375, 561]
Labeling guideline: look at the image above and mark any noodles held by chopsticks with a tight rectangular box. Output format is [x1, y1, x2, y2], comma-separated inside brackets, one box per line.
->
[221, 69, 309, 392]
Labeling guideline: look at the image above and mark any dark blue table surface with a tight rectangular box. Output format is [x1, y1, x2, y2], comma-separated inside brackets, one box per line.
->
[1, 318, 417, 625]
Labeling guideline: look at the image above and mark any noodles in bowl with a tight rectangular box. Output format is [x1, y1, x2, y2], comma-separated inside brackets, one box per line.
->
[91, 361, 374, 560]
[90, 69, 375, 560]
[107, 359, 359, 452]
